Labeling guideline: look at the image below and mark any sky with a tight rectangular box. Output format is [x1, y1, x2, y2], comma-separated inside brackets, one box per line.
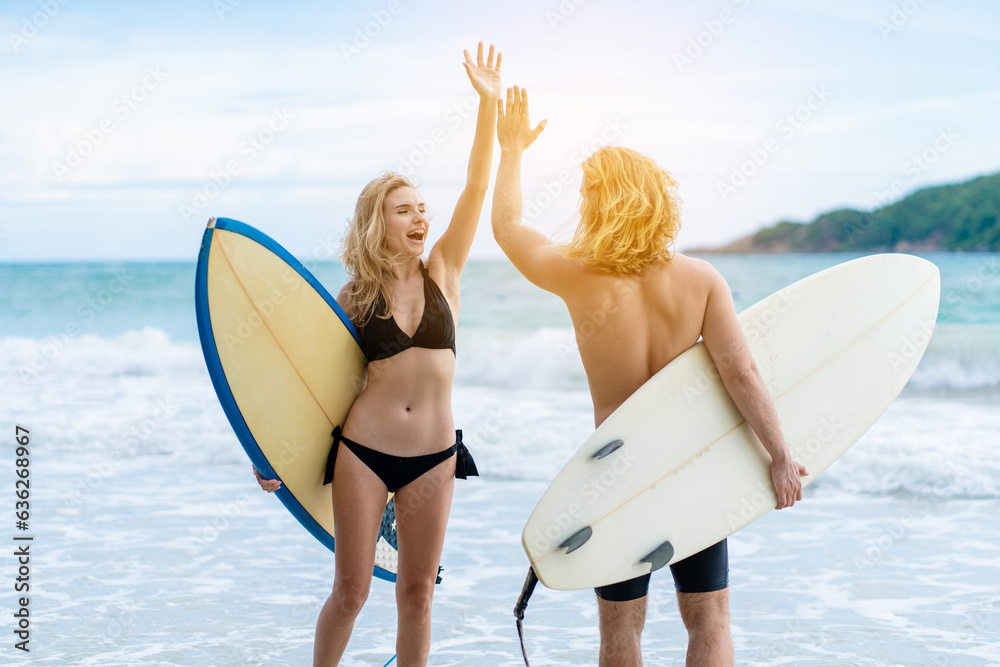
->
[0, 0, 998, 261]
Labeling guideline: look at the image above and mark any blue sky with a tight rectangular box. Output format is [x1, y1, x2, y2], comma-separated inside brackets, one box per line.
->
[1, 0, 998, 260]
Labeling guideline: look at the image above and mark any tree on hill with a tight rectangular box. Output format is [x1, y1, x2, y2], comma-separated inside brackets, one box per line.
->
[714, 172, 1000, 252]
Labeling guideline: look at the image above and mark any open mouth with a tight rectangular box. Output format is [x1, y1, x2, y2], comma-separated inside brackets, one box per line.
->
[406, 229, 425, 243]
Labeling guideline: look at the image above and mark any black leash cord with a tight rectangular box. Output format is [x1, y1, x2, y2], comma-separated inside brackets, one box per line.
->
[514, 567, 539, 667]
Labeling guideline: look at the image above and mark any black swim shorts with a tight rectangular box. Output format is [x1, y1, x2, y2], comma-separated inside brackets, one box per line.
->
[593, 539, 729, 602]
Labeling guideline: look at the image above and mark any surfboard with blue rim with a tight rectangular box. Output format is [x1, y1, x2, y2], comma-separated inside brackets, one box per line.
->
[195, 217, 400, 581]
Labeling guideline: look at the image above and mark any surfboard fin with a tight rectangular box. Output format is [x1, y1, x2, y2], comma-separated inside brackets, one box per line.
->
[559, 526, 593, 554]
[639, 540, 675, 572]
[590, 439, 624, 460]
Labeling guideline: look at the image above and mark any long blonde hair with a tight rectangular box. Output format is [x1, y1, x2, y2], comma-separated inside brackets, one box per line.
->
[340, 172, 416, 325]
[560, 146, 682, 275]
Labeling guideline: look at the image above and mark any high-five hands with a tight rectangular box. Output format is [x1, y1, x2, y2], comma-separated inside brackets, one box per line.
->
[464, 41, 502, 101]
[497, 86, 547, 156]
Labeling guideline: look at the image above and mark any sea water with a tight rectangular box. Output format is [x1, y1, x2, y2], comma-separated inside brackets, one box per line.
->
[1, 253, 998, 666]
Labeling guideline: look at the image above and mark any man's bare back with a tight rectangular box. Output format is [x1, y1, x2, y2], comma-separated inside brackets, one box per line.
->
[561, 253, 717, 427]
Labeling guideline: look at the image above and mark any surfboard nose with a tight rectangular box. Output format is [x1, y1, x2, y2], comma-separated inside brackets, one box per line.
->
[864, 253, 939, 289]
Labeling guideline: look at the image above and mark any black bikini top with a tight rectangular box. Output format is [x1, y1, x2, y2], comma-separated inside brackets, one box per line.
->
[355, 261, 456, 361]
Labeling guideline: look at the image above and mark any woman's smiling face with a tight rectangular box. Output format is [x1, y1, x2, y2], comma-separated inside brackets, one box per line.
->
[382, 186, 429, 257]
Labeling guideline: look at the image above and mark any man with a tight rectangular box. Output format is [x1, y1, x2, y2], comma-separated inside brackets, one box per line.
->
[491, 86, 808, 666]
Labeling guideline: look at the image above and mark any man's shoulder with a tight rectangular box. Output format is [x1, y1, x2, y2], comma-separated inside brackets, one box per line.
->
[667, 252, 724, 286]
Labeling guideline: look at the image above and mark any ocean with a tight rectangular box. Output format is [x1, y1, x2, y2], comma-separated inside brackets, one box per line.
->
[1, 252, 998, 666]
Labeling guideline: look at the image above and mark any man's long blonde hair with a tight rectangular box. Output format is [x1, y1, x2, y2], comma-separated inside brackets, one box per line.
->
[560, 146, 682, 275]
[340, 172, 416, 325]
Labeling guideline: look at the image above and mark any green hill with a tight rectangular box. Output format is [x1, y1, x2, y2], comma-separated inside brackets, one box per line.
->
[708, 172, 1000, 252]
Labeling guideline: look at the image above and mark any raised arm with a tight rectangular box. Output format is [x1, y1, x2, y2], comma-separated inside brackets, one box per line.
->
[430, 41, 501, 286]
[491, 86, 582, 296]
[700, 266, 808, 509]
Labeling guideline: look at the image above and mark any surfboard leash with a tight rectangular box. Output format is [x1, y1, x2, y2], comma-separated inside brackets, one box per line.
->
[381, 655, 396, 667]
[514, 566, 539, 667]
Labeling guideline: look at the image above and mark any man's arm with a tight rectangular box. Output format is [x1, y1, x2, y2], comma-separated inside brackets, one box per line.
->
[491, 86, 582, 295]
[700, 266, 808, 509]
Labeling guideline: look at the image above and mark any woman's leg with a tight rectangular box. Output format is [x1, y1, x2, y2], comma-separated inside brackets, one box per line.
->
[313, 442, 390, 667]
[391, 454, 457, 667]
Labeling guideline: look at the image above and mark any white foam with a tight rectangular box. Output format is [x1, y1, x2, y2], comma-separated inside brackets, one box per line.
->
[454, 323, 1000, 394]
[811, 397, 1000, 499]
[4, 328, 997, 498]
[906, 324, 1000, 391]
[5, 320, 999, 396]
[455, 326, 588, 390]
[3, 326, 204, 383]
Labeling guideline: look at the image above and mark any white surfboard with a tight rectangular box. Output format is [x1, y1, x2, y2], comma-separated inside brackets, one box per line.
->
[195, 218, 401, 581]
[522, 253, 940, 590]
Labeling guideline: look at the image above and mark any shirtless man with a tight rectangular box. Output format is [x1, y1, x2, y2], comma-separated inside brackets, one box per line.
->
[490, 86, 808, 667]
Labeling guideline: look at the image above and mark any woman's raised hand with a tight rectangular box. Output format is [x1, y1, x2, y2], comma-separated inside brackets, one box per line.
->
[497, 86, 547, 155]
[463, 41, 502, 100]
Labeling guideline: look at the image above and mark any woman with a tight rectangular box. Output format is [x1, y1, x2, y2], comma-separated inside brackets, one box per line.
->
[256, 42, 502, 666]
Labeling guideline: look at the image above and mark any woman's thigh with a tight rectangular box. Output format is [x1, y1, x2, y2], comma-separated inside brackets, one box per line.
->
[392, 455, 457, 588]
[332, 442, 391, 586]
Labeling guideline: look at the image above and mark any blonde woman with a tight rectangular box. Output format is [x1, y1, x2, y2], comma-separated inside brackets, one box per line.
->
[256, 42, 501, 667]
[491, 88, 807, 667]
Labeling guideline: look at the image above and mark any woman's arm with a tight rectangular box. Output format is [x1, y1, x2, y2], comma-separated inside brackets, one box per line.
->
[430, 42, 502, 288]
[253, 466, 281, 492]
[492, 86, 582, 296]
[700, 267, 808, 509]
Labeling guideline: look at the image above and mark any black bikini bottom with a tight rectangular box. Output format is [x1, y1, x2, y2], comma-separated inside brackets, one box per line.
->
[323, 426, 478, 493]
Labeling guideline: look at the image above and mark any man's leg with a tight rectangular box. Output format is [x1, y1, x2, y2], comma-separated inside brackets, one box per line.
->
[597, 596, 646, 667]
[670, 539, 732, 667]
[677, 589, 733, 667]
[595, 574, 650, 667]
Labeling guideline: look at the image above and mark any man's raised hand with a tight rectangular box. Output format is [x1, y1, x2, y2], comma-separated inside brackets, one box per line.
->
[497, 86, 546, 155]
